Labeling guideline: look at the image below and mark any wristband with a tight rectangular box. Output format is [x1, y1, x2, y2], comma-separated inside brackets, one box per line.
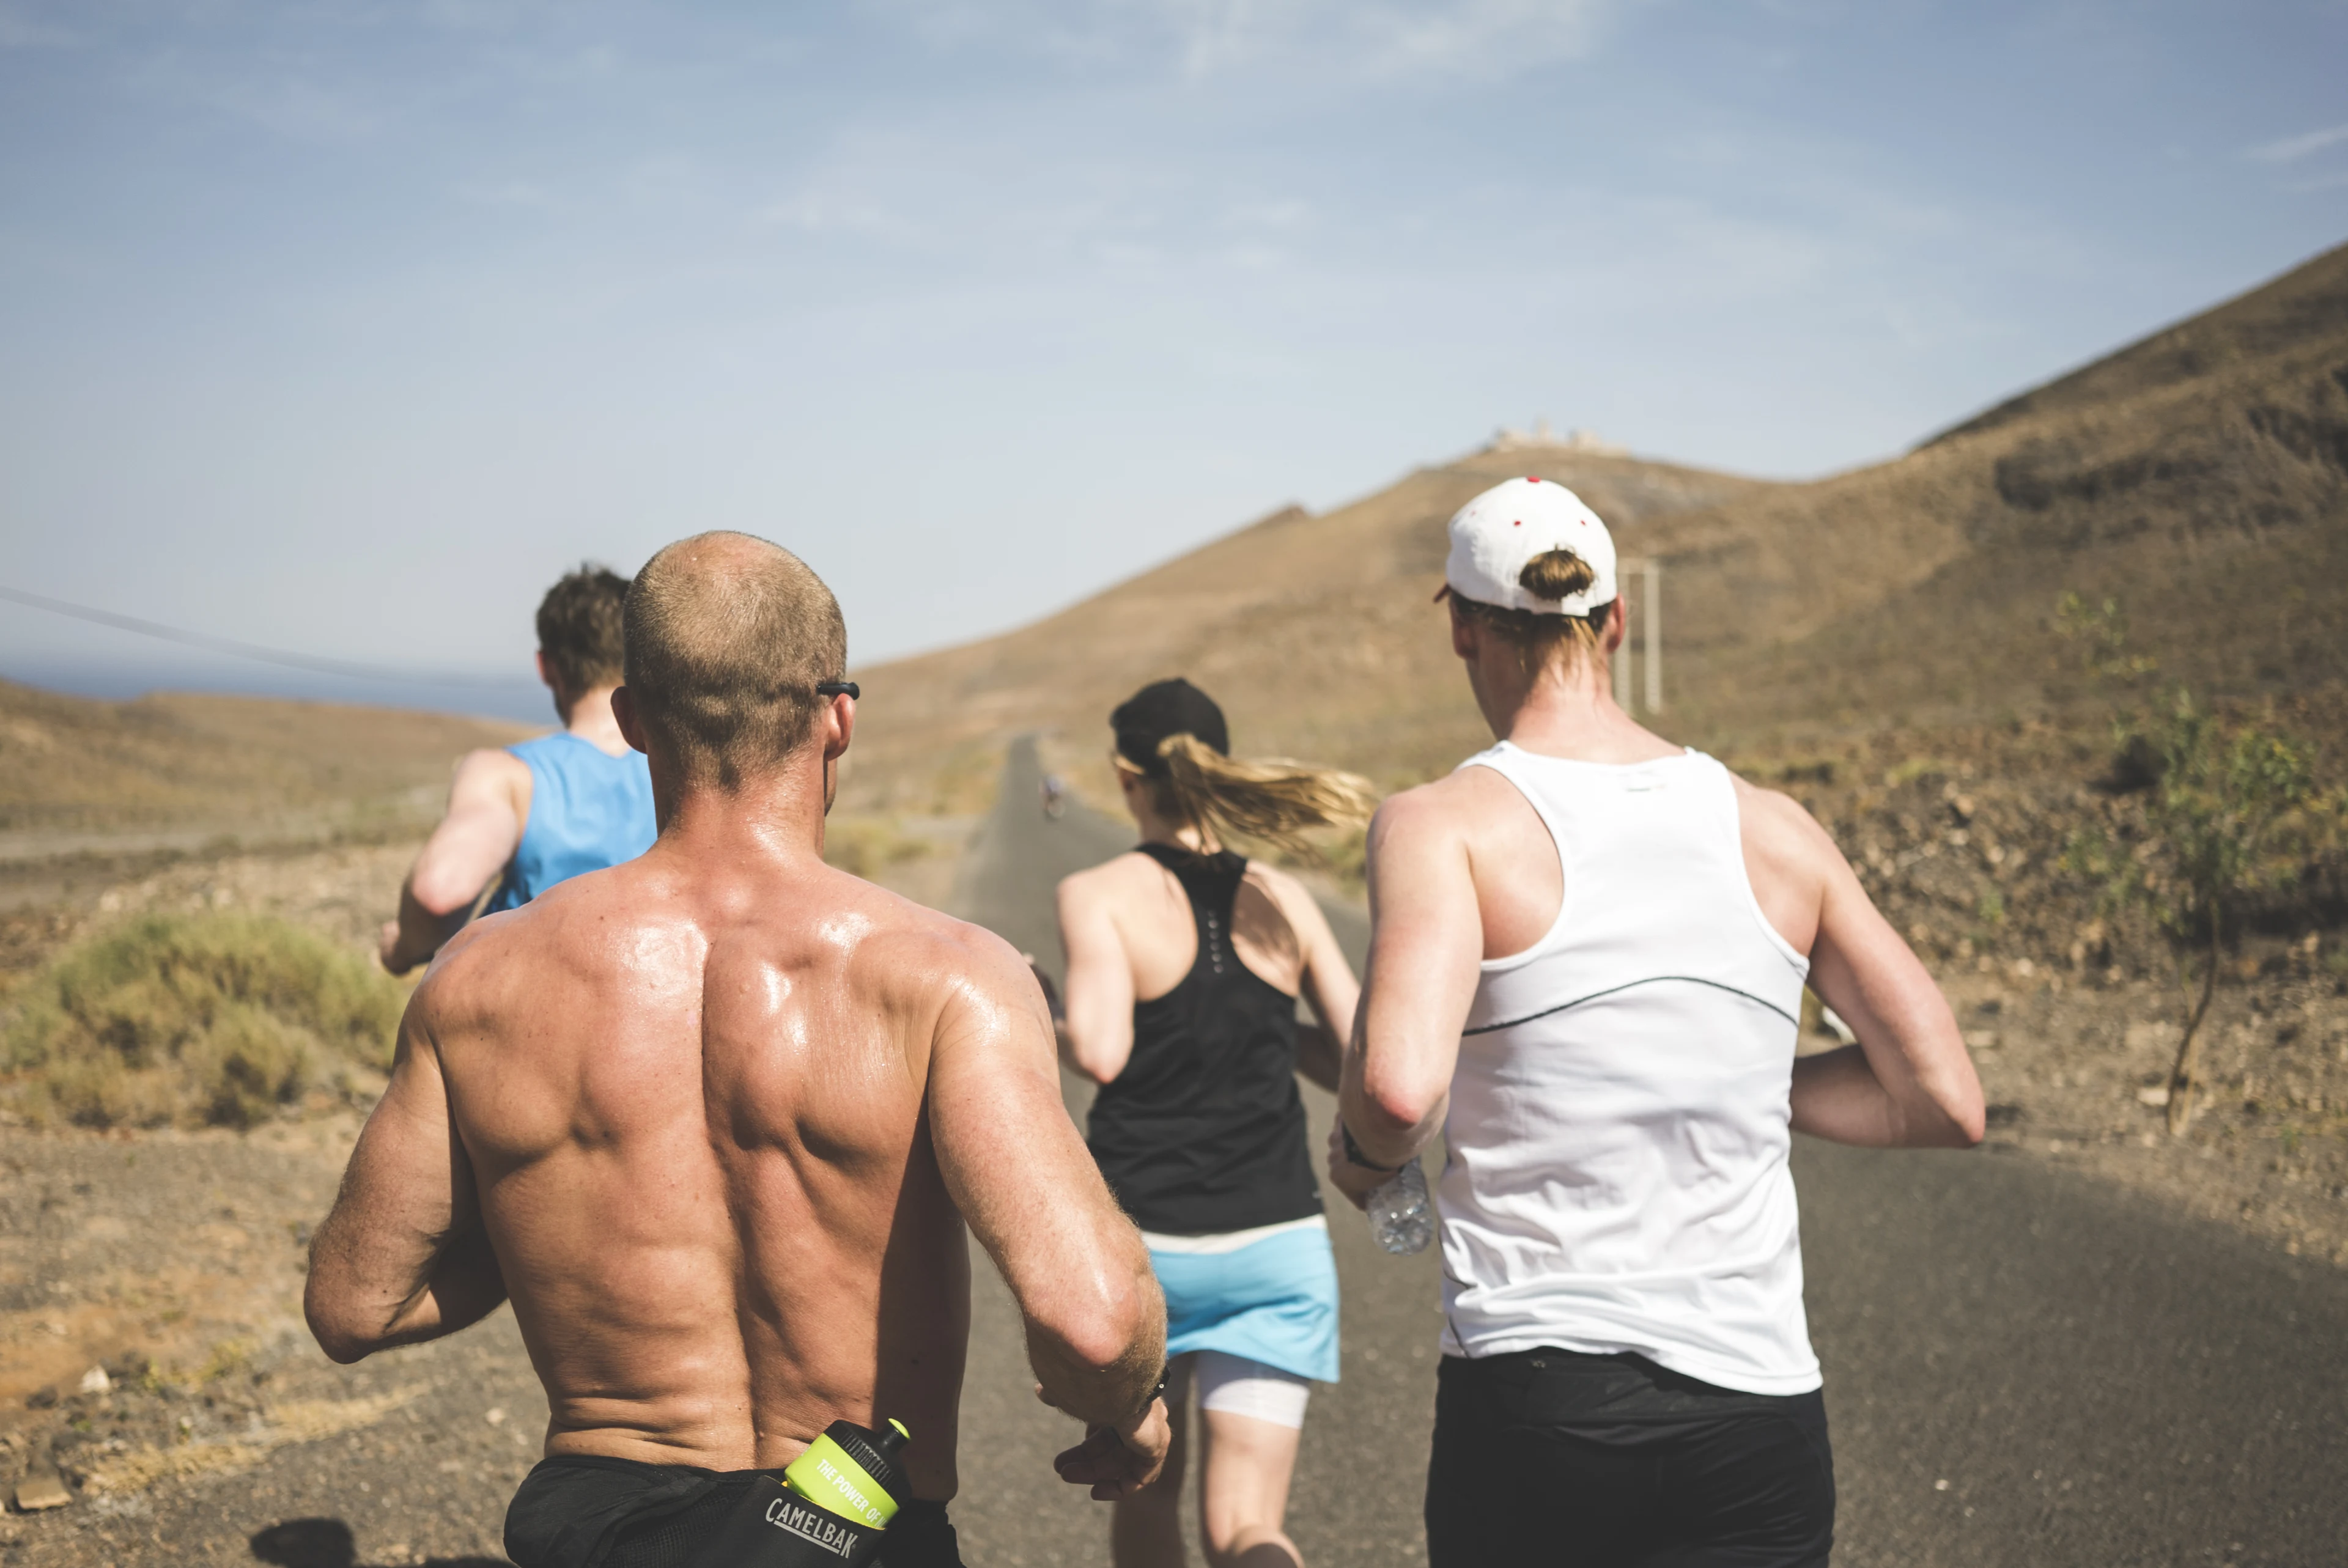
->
[1125, 1363, 1169, 1427]
[1340, 1121, 1403, 1174]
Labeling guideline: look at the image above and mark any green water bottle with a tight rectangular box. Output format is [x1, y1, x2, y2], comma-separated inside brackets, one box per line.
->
[708, 1416, 911, 1566]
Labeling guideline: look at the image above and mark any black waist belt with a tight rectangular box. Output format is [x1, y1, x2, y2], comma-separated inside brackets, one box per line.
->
[505, 1454, 962, 1568]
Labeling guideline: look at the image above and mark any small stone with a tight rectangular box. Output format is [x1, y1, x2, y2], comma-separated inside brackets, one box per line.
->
[13, 1467, 71, 1511]
[2136, 1085, 2171, 1107]
[1935, 1478, 1950, 1491]
[1963, 1029, 1999, 1050]
[484, 1407, 507, 1427]
[78, 1366, 111, 1396]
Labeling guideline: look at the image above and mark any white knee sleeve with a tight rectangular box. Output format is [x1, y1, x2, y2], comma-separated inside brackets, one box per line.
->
[1192, 1350, 1312, 1430]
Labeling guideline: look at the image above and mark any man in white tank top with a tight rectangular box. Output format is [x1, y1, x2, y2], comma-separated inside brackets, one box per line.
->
[1329, 478, 1985, 1568]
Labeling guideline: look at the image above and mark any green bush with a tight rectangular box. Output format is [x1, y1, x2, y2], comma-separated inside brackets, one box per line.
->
[2058, 594, 2347, 1133]
[2, 913, 405, 1130]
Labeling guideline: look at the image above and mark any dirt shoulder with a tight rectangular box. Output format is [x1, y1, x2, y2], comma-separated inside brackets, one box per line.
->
[0, 1110, 545, 1566]
[1941, 966, 2347, 1264]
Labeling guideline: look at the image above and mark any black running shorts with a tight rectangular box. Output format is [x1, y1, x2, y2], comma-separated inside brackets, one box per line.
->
[506, 1454, 964, 1568]
[1425, 1349, 1834, 1568]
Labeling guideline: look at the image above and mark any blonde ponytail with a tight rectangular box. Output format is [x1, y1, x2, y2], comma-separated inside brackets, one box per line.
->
[1147, 733, 1378, 858]
[1450, 547, 1614, 675]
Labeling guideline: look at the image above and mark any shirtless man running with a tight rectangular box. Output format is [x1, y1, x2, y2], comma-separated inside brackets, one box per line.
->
[305, 532, 1170, 1568]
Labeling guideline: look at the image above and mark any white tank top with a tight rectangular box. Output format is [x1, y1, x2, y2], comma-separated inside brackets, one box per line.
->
[1436, 742, 1820, 1395]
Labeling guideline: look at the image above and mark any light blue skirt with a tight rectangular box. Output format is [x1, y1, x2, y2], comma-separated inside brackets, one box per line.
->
[1143, 1216, 1340, 1384]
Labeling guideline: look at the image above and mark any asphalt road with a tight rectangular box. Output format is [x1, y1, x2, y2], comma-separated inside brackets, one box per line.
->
[26, 739, 2342, 1568]
[944, 737, 2348, 1568]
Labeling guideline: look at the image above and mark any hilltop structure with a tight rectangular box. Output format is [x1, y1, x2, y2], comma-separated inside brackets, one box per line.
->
[1488, 417, 1628, 455]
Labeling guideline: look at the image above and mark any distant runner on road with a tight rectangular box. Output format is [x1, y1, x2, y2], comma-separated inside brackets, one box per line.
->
[1041, 678, 1374, 1568]
[378, 565, 656, 974]
[1042, 771, 1068, 819]
[308, 533, 1170, 1568]
[1330, 478, 1985, 1568]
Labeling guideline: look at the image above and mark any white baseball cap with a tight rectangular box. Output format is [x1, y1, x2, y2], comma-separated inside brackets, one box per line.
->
[1438, 476, 1617, 616]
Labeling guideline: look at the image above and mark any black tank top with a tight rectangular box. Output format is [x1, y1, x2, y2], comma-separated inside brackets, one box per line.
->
[1085, 844, 1323, 1235]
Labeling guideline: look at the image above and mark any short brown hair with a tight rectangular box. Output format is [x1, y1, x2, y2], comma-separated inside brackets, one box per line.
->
[535, 565, 631, 694]
[1452, 548, 1614, 674]
[622, 532, 847, 787]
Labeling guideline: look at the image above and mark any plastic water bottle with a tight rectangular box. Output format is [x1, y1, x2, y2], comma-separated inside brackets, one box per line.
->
[1368, 1160, 1433, 1255]
[708, 1415, 911, 1567]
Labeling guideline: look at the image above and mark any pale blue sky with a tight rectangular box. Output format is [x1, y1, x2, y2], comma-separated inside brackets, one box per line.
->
[3, 1, 2343, 720]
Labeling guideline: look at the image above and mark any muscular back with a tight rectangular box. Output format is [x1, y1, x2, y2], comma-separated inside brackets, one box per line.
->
[413, 844, 989, 1495]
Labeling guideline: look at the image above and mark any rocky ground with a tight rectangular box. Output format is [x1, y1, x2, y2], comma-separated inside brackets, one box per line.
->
[1939, 968, 2348, 1265]
[0, 1117, 543, 1564]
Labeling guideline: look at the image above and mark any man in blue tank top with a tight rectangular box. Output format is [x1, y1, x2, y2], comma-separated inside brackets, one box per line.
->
[379, 566, 657, 974]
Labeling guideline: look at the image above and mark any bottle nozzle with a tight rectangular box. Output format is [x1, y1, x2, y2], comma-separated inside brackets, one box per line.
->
[880, 1418, 910, 1456]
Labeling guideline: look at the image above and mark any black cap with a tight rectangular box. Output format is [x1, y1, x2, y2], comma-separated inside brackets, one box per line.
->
[1111, 679, 1228, 778]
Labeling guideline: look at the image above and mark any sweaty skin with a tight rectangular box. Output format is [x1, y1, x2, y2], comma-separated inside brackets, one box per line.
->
[1332, 597, 1985, 1198]
[311, 679, 1168, 1504]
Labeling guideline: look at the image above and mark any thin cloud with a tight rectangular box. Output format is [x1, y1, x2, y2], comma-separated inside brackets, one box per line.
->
[869, 0, 1619, 80]
[0, 1, 79, 48]
[2248, 123, 2348, 163]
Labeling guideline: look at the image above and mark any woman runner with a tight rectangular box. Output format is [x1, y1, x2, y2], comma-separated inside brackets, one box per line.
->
[1042, 678, 1375, 1568]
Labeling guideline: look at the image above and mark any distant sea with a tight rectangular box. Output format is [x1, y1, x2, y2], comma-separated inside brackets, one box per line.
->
[4, 660, 555, 727]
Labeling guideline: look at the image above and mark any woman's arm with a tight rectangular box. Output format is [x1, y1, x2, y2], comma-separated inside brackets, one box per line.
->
[1268, 872, 1358, 1094]
[1054, 872, 1138, 1085]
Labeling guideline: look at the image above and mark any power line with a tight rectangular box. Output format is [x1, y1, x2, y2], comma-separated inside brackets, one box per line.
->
[0, 582, 518, 687]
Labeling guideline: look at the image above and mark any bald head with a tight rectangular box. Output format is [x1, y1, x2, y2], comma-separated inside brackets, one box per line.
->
[622, 532, 847, 789]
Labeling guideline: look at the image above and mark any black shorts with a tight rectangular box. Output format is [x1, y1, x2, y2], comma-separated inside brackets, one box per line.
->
[506, 1454, 963, 1568]
[1425, 1350, 1834, 1568]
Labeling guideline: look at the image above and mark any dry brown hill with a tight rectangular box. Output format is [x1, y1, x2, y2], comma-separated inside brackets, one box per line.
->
[1653, 240, 2348, 742]
[0, 680, 533, 845]
[843, 239, 2348, 809]
[838, 452, 1768, 812]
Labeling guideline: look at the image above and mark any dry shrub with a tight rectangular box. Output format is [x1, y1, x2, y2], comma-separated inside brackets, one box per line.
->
[1, 913, 404, 1129]
[824, 816, 935, 880]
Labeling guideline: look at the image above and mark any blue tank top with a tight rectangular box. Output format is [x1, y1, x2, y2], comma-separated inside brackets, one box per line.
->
[481, 733, 658, 914]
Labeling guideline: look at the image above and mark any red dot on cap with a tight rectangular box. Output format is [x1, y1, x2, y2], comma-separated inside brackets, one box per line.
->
[1513, 520, 1522, 526]
[1526, 476, 1539, 483]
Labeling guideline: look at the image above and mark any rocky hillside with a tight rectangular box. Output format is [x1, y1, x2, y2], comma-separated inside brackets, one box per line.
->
[1651, 240, 2348, 744]
[840, 240, 2348, 811]
[840, 449, 1769, 812]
